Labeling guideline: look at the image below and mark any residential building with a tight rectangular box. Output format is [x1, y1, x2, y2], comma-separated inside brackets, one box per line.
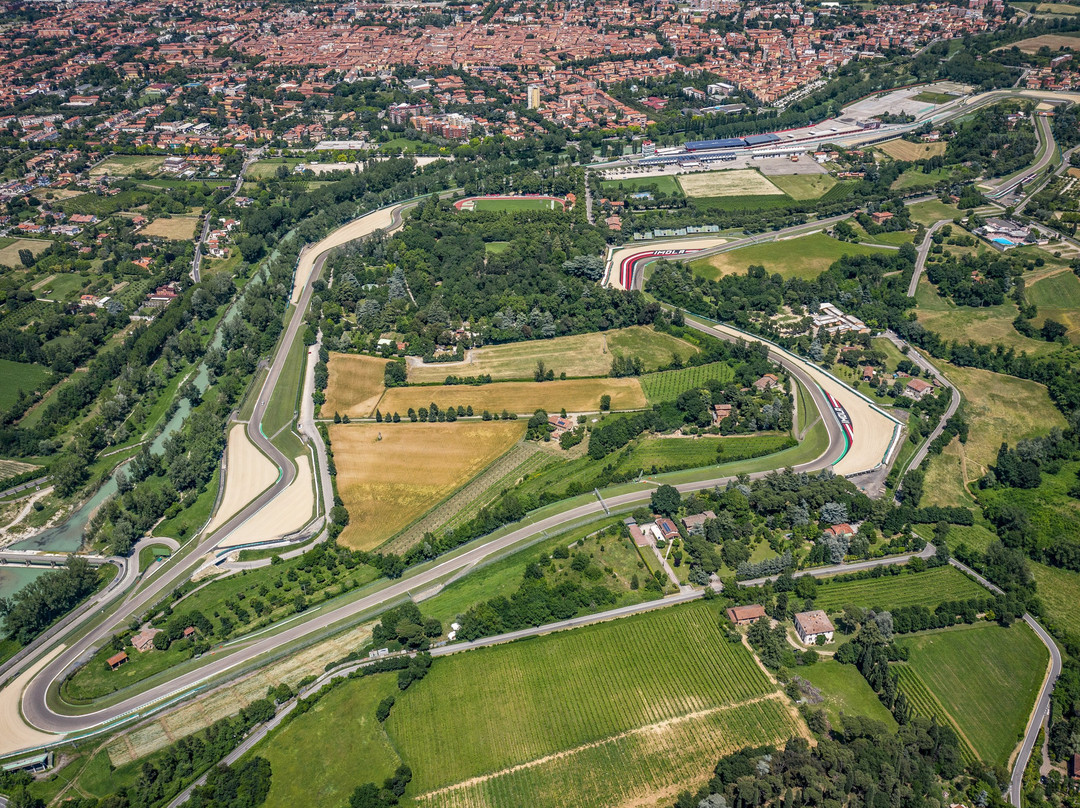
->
[727, 604, 767, 625]
[795, 610, 835, 644]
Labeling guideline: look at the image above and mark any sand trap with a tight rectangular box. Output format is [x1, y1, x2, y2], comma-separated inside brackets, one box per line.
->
[606, 238, 728, 290]
[712, 323, 900, 476]
[206, 425, 279, 537]
[0, 645, 65, 755]
[291, 206, 397, 304]
[217, 455, 315, 548]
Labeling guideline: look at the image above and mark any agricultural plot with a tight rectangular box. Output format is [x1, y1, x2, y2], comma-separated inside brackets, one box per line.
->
[405, 326, 698, 384]
[691, 233, 890, 282]
[639, 361, 735, 403]
[796, 659, 897, 730]
[767, 173, 838, 200]
[612, 434, 794, 475]
[813, 566, 987, 614]
[677, 169, 785, 198]
[1030, 562, 1080, 640]
[0, 238, 51, 268]
[88, 155, 166, 177]
[0, 458, 39, 484]
[892, 167, 951, 191]
[897, 623, 1048, 766]
[0, 359, 51, 410]
[1007, 33, 1080, 53]
[921, 439, 977, 509]
[330, 421, 526, 550]
[385, 601, 791, 794]
[600, 174, 684, 196]
[895, 667, 977, 763]
[877, 139, 948, 161]
[142, 216, 200, 240]
[1028, 271, 1080, 343]
[323, 353, 389, 418]
[375, 377, 646, 417]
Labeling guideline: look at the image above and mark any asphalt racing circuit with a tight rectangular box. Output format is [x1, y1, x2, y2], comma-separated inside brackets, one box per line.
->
[0, 89, 1070, 803]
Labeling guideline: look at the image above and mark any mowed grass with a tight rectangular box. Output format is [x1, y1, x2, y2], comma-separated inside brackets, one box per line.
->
[892, 167, 951, 191]
[384, 601, 794, 794]
[259, 673, 402, 808]
[1030, 562, 1080, 640]
[324, 353, 389, 417]
[907, 199, 963, 227]
[796, 659, 897, 730]
[0, 238, 51, 268]
[472, 197, 560, 211]
[767, 173, 838, 200]
[941, 362, 1066, 470]
[600, 174, 684, 196]
[142, 216, 200, 240]
[897, 622, 1048, 767]
[911, 92, 958, 106]
[691, 233, 890, 281]
[0, 359, 51, 410]
[330, 421, 525, 550]
[921, 438, 977, 508]
[405, 326, 698, 384]
[677, 169, 784, 198]
[878, 139, 948, 160]
[375, 377, 646, 417]
[813, 566, 988, 614]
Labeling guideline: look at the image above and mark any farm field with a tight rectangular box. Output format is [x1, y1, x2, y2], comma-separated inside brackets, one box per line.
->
[1030, 562, 1080, 640]
[892, 167, 951, 191]
[613, 434, 795, 475]
[1007, 33, 1080, 53]
[329, 421, 525, 550]
[921, 439, 977, 508]
[677, 168, 784, 198]
[89, 155, 166, 177]
[385, 601, 800, 799]
[374, 377, 646, 417]
[691, 233, 890, 281]
[767, 173, 838, 200]
[1028, 270, 1080, 343]
[0, 238, 51, 268]
[600, 174, 684, 196]
[405, 326, 698, 384]
[0, 458, 39, 484]
[141, 216, 200, 240]
[0, 359, 51, 410]
[638, 360, 734, 402]
[323, 353, 389, 418]
[796, 659, 897, 730]
[897, 622, 1048, 766]
[877, 139, 948, 160]
[813, 566, 987, 614]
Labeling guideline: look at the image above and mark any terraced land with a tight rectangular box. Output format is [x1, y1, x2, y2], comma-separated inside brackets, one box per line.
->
[813, 566, 987, 614]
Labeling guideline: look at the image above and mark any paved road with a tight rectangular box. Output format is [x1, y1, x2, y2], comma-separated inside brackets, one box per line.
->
[907, 219, 950, 298]
[192, 151, 261, 283]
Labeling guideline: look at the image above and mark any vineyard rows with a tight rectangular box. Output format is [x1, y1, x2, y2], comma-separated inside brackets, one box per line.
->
[895, 666, 977, 764]
[382, 443, 549, 554]
[0, 300, 53, 330]
[640, 361, 735, 404]
[814, 567, 987, 613]
[385, 602, 776, 792]
[416, 698, 802, 808]
[818, 181, 856, 204]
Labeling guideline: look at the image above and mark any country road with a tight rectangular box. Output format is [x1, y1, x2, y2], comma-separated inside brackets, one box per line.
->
[907, 219, 950, 298]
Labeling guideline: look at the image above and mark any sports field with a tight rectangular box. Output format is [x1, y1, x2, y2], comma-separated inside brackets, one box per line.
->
[142, 216, 200, 240]
[813, 566, 987, 614]
[405, 326, 699, 384]
[897, 622, 1048, 766]
[374, 377, 647, 416]
[330, 421, 525, 550]
[691, 233, 890, 281]
[456, 196, 564, 212]
[323, 353, 389, 417]
[0, 359, 51, 410]
[677, 169, 784, 198]
[877, 139, 947, 161]
[600, 175, 684, 196]
[767, 173, 838, 200]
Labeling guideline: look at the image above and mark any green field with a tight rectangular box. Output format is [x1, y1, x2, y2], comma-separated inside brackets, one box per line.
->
[913, 91, 958, 104]
[639, 361, 735, 403]
[796, 659, 897, 730]
[485, 241, 510, 255]
[472, 197, 560, 212]
[767, 173, 838, 200]
[692, 194, 793, 212]
[892, 167, 951, 191]
[1027, 270, 1080, 308]
[691, 233, 891, 281]
[897, 622, 1048, 766]
[262, 330, 306, 438]
[906, 199, 963, 227]
[0, 359, 51, 410]
[813, 566, 988, 614]
[978, 461, 1080, 554]
[601, 175, 684, 196]
[1031, 561, 1080, 640]
[614, 434, 795, 476]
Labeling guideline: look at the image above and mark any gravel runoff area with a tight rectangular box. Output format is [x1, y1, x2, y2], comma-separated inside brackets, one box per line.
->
[605, 238, 728, 291]
[291, 206, 397, 305]
[0, 645, 65, 756]
[217, 454, 315, 549]
[205, 424, 279, 537]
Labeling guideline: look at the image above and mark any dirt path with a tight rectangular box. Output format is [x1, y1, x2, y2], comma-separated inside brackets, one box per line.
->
[0, 486, 54, 539]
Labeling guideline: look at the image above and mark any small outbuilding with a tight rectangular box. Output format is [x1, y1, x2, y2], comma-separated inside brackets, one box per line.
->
[727, 604, 767, 625]
[107, 651, 129, 671]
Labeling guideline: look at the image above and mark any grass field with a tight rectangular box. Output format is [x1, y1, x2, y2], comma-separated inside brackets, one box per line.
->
[1028, 271, 1080, 343]
[0, 238, 51, 268]
[405, 327, 698, 384]
[485, 241, 510, 255]
[0, 359, 50, 410]
[330, 421, 525, 550]
[1031, 562, 1080, 640]
[639, 361, 735, 403]
[142, 216, 200, 240]
[601, 175, 684, 196]
[324, 353, 389, 417]
[614, 434, 794, 473]
[374, 377, 647, 417]
[941, 362, 1066, 471]
[907, 200, 962, 227]
[813, 566, 988, 614]
[796, 659, 897, 730]
[767, 173, 838, 200]
[473, 197, 560, 212]
[977, 461, 1080, 557]
[677, 169, 784, 198]
[921, 438, 977, 508]
[892, 167, 951, 191]
[1007, 33, 1080, 53]
[897, 622, 1048, 767]
[89, 155, 165, 177]
[262, 335, 307, 438]
[384, 601, 801, 801]
[912, 92, 958, 105]
[691, 233, 890, 281]
[879, 139, 949, 161]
